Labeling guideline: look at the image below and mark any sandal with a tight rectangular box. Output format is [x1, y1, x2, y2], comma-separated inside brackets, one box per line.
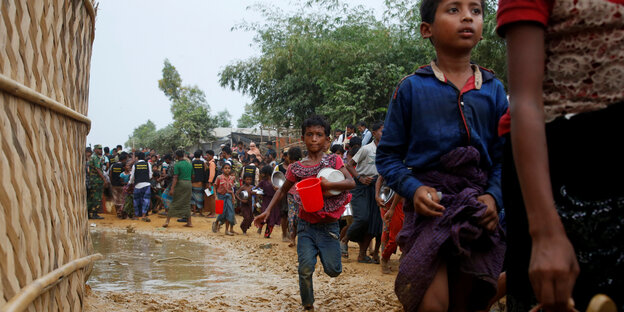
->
[357, 256, 375, 264]
[371, 253, 380, 264]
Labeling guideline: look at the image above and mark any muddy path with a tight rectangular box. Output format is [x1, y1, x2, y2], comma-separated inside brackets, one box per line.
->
[85, 214, 402, 311]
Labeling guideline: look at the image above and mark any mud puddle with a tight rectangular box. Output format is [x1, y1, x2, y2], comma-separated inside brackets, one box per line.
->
[88, 230, 252, 293]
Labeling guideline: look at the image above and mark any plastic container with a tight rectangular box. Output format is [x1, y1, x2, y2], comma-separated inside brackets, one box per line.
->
[296, 177, 324, 212]
[215, 200, 224, 214]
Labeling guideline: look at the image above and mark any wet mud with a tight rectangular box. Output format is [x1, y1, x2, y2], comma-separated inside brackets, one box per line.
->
[85, 214, 402, 311]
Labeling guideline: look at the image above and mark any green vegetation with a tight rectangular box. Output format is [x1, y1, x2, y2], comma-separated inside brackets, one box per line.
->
[220, 0, 505, 130]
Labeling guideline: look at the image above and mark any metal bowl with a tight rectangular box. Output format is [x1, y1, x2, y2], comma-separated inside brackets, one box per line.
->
[379, 183, 395, 205]
[271, 170, 286, 188]
[341, 203, 352, 217]
[240, 190, 249, 200]
[317, 168, 345, 196]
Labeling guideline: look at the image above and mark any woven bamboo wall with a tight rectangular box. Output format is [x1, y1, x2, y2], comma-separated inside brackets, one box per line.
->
[0, 0, 96, 311]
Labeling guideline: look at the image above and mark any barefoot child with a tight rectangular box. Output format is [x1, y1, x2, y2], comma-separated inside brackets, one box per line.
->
[236, 174, 254, 234]
[376, 0, 508, 310]
[257, 165, 278, 238]
[254, 115, 356, 311]
[286, 147, 302, 247]
[213, 162, 237, 235]
[375, 176, 404, 274]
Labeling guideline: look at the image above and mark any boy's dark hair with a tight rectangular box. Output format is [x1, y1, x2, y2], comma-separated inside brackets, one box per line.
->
[119, 152, 128, 162]
[301, 115, 331, 137]
[252, 158, 260, 165]
[266, 141, 273, 146]
[288, 146, 303, 162]
[349, 136, 362, 148]
[163, 154, 172, 161]
[372, 121, 384, 132]
[222, 146, 232, 155]
[175, 150, 185, 158]
[420, 0, 486, 24]
[356, 121, 367, 128]
[330, 144, 345, 154]
[135, 152, 145, 160]
[194, 150, 203, 158]
[268, 150, 277, 159]
[104, 146, 110, 153]
[346, 124, 355, 131]
[260, 165, 273, 177]
[116, 144, 123, 150]
[243, 173, 253, 180]
[206, 150, 215, 157]
[85, 147, 92, 153]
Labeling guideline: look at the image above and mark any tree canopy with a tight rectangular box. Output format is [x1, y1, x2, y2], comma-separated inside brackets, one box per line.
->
[126, 59, 221, 154]
[220, 0, 506, 130]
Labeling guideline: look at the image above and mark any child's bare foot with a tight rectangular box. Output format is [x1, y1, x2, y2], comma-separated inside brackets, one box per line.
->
[381, 258, 391, 274]
[225, 231, 234, 236]
[184, 223, 193, 227]
[162, 223, 169, 228]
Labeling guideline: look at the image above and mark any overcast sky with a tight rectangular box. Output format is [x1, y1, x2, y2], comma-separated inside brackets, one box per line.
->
[86, 0, 386, 149]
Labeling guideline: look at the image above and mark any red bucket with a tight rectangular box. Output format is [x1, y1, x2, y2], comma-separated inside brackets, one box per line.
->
[215, 200, 224, 214]
[296, 177, 324, 213]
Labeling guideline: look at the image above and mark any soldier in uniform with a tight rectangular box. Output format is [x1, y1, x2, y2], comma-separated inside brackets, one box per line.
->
[87, 144, 107, 219]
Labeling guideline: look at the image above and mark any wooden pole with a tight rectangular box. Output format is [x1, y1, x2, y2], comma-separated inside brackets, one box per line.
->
[2, 253, 104, 312]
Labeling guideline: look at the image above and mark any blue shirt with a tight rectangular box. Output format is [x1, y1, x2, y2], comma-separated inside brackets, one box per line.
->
[376, 63, 508, 208]
[361, 129, 372, 146]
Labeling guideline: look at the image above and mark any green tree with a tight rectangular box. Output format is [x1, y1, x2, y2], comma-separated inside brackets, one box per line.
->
[219, 0, 506, 129]
[158, 60, 216, 147]
[125, 120, 156, 150]
[151, 125, 185, 154]
[215, 109, 233, 127]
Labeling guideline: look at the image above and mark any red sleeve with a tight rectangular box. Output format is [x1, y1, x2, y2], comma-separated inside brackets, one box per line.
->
[333, 154, 344, 170]
[496, 0, 552, 37]
[285, 163, 297, 183]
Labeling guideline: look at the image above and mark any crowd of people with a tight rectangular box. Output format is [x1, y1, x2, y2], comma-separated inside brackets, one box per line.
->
[84, 0, 623, 311]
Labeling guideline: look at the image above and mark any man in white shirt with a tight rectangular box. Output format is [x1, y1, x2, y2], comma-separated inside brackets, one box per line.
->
[345, 121, 384, 263]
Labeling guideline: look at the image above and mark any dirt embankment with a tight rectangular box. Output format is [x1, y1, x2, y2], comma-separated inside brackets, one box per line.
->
[85, 214, 403, 312]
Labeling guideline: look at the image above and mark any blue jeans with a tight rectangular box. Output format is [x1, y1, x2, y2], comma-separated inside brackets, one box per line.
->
[133, 186, 151, 217]
[297, 219, 342, 307]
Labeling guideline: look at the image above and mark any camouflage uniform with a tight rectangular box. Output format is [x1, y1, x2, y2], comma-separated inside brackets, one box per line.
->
[87, 154, 104, 215]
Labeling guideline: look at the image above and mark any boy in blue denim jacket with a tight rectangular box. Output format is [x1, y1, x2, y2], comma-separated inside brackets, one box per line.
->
[376, 0, 508, 310]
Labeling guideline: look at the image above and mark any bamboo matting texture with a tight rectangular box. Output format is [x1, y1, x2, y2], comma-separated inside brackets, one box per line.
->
[1, 0, 96, 311]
